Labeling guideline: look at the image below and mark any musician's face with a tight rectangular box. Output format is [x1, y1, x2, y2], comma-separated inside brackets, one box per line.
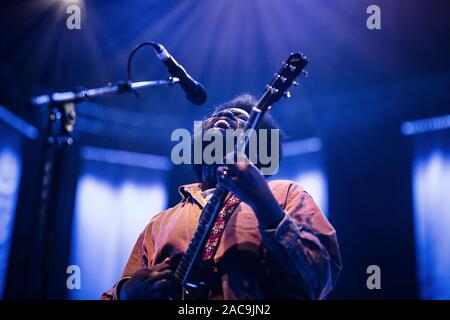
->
[201, 107, 250, 188]
[203, 107, 250, 132]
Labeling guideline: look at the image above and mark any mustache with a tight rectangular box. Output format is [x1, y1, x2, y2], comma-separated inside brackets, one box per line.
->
[203, 116, 242, 131]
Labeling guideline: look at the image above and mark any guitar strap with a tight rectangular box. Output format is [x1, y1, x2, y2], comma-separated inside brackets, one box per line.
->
[201, 194, 241, 261]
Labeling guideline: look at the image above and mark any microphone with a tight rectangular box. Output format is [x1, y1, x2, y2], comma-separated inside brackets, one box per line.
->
[152, 43, 207, 105]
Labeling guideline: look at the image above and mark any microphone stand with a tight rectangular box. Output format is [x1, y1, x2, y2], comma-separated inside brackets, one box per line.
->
[28, 77, 179, 298]
[30, 78, 179, 108]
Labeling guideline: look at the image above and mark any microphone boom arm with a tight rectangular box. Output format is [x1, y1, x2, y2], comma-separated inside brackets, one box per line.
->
[29, 77, 179, 109]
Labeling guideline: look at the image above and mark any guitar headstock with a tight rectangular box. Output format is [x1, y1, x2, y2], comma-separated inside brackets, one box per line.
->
[258, 52, 308, 111]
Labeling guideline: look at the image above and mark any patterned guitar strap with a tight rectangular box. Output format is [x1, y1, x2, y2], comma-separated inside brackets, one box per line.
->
[201, 194, 241, 261]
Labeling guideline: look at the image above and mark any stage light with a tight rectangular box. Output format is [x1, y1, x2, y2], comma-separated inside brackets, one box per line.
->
[63, 0, 83, 4]
[401, 114, 450, 136]
[295, 170, 328, 216]
[80, 146, 172, 171]
[412, 140, 450, 299]
[283, 137, 322, 157]
[277, 137, 328, 216]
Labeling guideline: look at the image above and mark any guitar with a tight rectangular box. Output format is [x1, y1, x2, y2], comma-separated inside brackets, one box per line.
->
[172, 52, 309, 300]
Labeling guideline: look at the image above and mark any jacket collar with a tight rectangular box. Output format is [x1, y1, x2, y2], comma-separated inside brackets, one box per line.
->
[178, 183, 208, 207]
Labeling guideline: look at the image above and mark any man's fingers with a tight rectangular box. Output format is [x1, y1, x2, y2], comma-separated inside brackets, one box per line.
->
[217, 167, 233, 183]
[147, 269, 174, 285]
[141, 279, 173, 300]
[149, 282, 172, 300]
[152, 279, 172, 291]
[152, 263, 170, 272]
[225, 151, 249, 164]
[217, 165, 240, 179]
[217, 168, 237, 191]
[133, 267, 154, 279]
[152, 259, 172, 272]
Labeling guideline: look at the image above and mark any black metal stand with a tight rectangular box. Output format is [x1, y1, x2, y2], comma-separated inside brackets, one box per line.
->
[30, 78, 179, 109]
[31, 102, 76, 298]
[29, 77, 179, 298]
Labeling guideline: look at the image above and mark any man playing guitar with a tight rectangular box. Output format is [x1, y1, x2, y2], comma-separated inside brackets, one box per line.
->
[102, 93, 342, 300]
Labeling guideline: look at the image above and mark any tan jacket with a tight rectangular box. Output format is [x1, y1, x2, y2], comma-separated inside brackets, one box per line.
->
[102, 180, 342, 300]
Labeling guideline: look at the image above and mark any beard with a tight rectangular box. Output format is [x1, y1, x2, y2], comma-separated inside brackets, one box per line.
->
[201, 163, 219, 190]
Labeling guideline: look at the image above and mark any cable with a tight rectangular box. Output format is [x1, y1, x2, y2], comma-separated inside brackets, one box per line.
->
[126, 41, 159, 82]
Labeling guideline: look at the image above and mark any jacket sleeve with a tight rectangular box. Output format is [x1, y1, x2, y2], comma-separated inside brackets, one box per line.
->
[101, 226, 154, 300]
[260, 182, 342, 299]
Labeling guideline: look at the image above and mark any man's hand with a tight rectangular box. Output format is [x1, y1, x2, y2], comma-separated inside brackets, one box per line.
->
[119, 258, 174, 300]
[217, 152, 285, 229]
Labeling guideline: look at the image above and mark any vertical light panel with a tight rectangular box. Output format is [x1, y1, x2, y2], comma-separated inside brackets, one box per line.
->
[0, 104, 36, 299]
[0, 147, 21, 299]
[293, 170, 328, 216]
[69, 147, 170, 299]
[276, 138, 328, 216]
[411, 130, 450, 299]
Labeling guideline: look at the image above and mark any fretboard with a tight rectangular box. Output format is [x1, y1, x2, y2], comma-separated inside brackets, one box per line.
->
[174, 183, 228, 285]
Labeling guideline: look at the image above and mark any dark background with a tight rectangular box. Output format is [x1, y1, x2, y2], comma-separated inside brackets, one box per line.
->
[1, 0, 450, 299]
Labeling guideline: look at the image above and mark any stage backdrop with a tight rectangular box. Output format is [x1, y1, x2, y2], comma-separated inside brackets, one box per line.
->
[409, 117, 450, 300]
[277, 137, 328, 216]
[0, 105, 38, 299]
[68, 146, 171, 299]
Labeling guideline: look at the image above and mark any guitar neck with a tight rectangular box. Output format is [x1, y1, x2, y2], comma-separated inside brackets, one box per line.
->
[174, 183, 228, 285]
[174, 104, 268, 286]
[174, 51, 308, 289]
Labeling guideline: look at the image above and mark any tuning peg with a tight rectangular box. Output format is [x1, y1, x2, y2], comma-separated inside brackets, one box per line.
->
[283, 91, 292, 99]
[265, 84, 279, 94]
[302, 70, 309, 78]
[274, 74, 287, 83]
[283, 62, 296, 71]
